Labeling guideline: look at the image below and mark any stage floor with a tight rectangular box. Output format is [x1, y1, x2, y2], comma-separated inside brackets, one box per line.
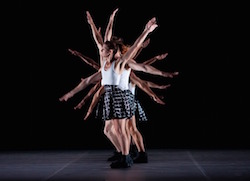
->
[0, 149, 249, 181]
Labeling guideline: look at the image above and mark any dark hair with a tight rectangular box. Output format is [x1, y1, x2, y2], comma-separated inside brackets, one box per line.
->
[103, 41, 118, 60]
[111, 36, 124, 45]
[111, 36, 130, 54]
[104, 40, 115, 49]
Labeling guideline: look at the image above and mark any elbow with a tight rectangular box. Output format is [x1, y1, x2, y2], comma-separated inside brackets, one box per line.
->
[142, 65, 149, 72]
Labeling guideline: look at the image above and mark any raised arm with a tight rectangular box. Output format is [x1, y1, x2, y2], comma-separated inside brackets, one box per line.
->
[121, 17, 158, 66]
[86, 11, 103, 50]
[68, 49, 100, 70]
[104, 8, 119, 42]
[59, 71, 102, 102]
[133, 38, 150, 59]
[74, 81, 101, 110]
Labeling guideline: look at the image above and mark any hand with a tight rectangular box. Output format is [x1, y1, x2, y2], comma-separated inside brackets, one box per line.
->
[86, 11, 94, 25]
[74, 101, 85, 110]
[163, 71, 179, 78]
[111, 8, 118, 18]
[160, 84, 171, 89]
[59, 92, 73, 102]
[84, 111, 91, 121]
[145, 17, 158, 33]
[152, 95, 165, 105]
[156, 53, 168, 60]
[68, 49, 79, 56]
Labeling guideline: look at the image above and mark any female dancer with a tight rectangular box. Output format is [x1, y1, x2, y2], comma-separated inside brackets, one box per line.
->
[60, 9, 177, 168]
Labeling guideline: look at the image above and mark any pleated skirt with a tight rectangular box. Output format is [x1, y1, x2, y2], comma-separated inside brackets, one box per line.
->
[95, 85, 135, 121]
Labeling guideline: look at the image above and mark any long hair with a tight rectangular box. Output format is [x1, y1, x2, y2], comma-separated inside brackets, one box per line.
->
[111, 36, 130, 54]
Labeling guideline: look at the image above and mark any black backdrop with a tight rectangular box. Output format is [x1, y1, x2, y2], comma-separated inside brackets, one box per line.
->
[8, 1, 248, 150]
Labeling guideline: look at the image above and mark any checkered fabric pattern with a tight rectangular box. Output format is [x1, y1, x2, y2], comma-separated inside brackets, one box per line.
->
[134, 99, 148, 121]
[95, 85, 136, 121]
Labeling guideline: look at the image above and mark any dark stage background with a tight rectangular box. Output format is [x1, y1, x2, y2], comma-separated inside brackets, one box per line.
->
[8, 1, 248, 151]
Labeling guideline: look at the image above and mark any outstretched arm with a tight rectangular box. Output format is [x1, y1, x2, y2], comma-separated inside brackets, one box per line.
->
[104, 8, 119, 42]
[142, 52, 168, 65]
[128, 60, 179, 78]
[74, 81, 101, 110]
[145, 81, 171, 89]
[68, 49, 100, 70]
[84, 85, 105, 120]
[130, 72, 165, 105]
[59, 71, 102, 102]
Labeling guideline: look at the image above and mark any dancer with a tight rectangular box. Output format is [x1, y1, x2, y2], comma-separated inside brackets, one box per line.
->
[60, 8, 178, 168]
[82, 37, 176, 165]
[95, 15, 160, 168]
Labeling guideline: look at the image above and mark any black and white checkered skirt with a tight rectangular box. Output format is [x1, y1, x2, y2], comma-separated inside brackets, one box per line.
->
[134, 99, 148, 121]
[95, 85, 136, 121]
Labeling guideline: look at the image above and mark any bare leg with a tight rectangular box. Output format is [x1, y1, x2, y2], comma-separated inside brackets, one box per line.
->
[104, 120, 121, 152]
[128, 116, 145, 152]
[126, 119, 132, 149]
[113, 119, 130, 155]
[110, 118, 133, 168]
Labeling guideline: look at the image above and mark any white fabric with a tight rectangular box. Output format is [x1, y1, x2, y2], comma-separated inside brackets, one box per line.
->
[128, 82, 136, 95]
[118, 67, 131, 91]
[101, 60, 120, 86]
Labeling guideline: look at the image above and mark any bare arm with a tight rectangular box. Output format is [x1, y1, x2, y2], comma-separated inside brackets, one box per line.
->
[59, 71, 102, 102]
[130, 72, 165, 105]
[128, 61, 179, 78]
[142, 52, 168, 65]
[68, 49, 100, 70]
[133, 38, 150, 59]
[74, 81, 101, 110]
[145, 81, 171, 89]
[86, 11, 103, 50]
[121, 17, 158, 67]
[104, 8, 118, 42]
[84, 85, 105, 120]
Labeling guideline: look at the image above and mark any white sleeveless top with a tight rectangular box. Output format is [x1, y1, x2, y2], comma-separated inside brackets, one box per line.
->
[128, 82, 136, 95]
[118, 67, 131, 91]
[101, 60, 120, 86]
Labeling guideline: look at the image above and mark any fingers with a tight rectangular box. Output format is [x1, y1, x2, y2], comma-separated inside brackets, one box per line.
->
[74, 105, 81, 110]
[162, 53, 168, 58]
[59, 97, 67, 102]
[149, 17, 156, 24]
[162, 84, 171, 89]
[68, 49, 73, 54]
[113, 8, 118, 14]
[145, 17, 157, 30]
[157, 52, 168, 60]
[156, 99, 165, 105]
[84, 112, 90, 121]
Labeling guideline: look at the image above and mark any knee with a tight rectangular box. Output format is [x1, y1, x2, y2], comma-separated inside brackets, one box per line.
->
[103, 127, 109, 136]
[129, 127, 137, 135]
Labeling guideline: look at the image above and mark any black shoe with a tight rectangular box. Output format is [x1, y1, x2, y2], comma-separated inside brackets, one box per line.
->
[107, 151, 122, 161]
[110, 154, 132, 168]
[130, 144, 138, 159]
[133, 151, 148, 163]
[128, 154, 133, 165]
